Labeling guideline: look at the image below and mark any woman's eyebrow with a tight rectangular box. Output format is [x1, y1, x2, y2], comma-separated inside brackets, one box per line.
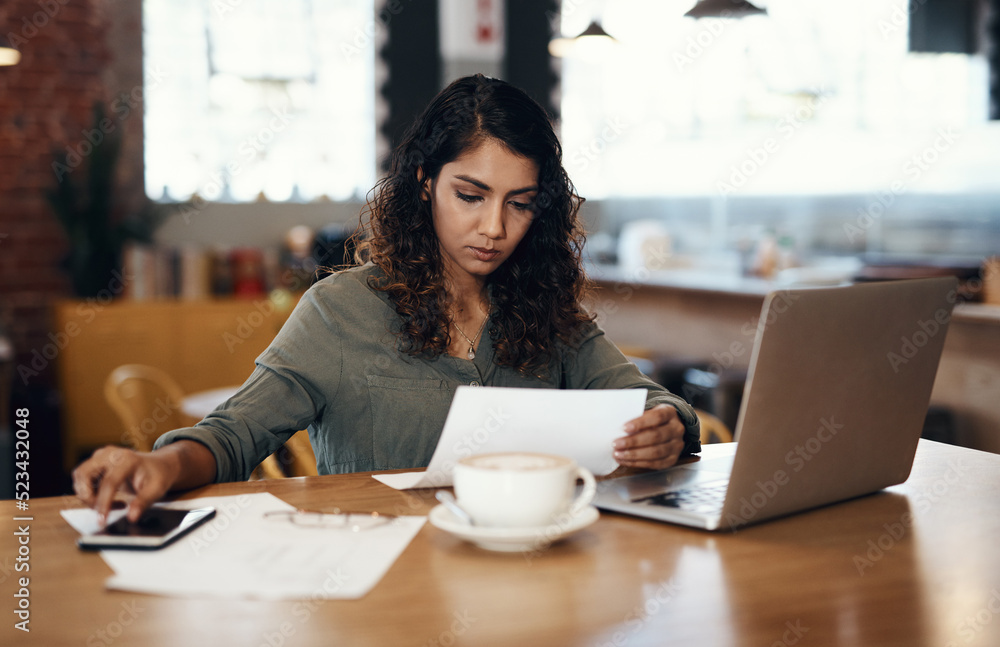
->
[453, 174, 537, 195]
[453, 174, 491, 191]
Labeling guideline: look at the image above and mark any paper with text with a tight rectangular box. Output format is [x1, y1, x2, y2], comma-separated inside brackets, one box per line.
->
[62, 493, 425, 600]
[373, 386, 646, 490]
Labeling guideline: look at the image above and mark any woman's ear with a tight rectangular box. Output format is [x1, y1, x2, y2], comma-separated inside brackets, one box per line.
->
[416, 167, 431, 202]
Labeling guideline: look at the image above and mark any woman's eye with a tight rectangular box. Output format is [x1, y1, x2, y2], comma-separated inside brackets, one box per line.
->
[509, 201, 533, 212]
[455, 191, 481, 203]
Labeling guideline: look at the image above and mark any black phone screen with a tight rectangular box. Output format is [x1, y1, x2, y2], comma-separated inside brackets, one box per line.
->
[77, 506, 216, 550]
[102, 508, 195, 537]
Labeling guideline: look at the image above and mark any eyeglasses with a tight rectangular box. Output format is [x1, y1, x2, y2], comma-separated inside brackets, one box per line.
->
[263, 508, 397, 532]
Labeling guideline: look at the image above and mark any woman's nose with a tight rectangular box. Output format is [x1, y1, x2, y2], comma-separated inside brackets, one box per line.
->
[479, 202, 505, 239]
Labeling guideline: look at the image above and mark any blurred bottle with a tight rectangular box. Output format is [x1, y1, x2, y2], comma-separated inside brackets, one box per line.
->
[750, 233, 777, 278]
[231, 248, 266, 298]
[777, 234, 799, 272]
[984, 257, 1000, 305]
[618, 219, 673, 272]
[281, 225, 316, 291]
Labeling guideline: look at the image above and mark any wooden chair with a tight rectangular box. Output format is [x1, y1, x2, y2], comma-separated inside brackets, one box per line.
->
[104, 364, 187, 452]
[103, 364, 288, 479]
[695, 408, 734, 444]
[269, 430, 319, 477]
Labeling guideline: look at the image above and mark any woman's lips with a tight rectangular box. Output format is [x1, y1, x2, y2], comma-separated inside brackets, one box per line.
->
[470, 247, 501, 262]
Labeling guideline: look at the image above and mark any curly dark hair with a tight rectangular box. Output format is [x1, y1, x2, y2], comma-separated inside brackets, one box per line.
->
[355, 74, 593, 376]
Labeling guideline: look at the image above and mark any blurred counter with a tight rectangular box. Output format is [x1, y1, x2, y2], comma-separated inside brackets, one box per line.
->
[586, 262, 1000, 455]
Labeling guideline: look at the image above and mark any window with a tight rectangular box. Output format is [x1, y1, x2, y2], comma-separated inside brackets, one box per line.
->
[143, 0, 376, 203]
[557, 0, 992, 198]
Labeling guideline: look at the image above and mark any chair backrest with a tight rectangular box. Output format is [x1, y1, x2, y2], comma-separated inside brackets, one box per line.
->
[106, 365, 319, 478]
[695, 408, 734, 444]
[276, 430, 319, 477]
[104, 364, 187, 452]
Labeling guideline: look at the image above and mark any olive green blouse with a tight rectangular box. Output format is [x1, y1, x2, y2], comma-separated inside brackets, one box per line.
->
[155, 264, 701, 482]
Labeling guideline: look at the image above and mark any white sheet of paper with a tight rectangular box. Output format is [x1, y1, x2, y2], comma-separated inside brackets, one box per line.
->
[373, 386, 646, 490]
[61, 493, 425, 600]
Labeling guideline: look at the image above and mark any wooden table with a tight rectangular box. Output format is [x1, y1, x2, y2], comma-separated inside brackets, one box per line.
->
[5, 440, 999, 647]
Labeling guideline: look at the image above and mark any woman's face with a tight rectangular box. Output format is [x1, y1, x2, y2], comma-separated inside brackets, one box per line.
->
[426, 138, 539, 288]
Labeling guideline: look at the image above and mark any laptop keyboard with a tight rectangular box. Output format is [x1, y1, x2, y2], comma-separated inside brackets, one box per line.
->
[632, 480, 729, 515]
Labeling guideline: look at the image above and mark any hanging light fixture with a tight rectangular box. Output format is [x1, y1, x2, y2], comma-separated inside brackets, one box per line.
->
[549, 20, 617, 58]
[684, 0, 767, 19]
[0, 36, 21, 66]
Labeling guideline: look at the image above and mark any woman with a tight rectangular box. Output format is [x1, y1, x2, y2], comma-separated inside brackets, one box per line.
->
[74, 75, 701, 524]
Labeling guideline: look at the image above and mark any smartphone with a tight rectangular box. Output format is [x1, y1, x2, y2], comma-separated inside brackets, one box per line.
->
[77, 506, 216, 551]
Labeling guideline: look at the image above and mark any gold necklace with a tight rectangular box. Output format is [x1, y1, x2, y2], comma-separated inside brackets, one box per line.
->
[452, 308, 490, 360]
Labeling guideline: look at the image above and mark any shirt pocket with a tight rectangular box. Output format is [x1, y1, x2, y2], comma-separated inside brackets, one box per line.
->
[366, 374, 454, 470]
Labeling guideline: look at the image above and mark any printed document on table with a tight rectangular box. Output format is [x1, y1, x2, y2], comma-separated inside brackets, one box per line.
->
[374, 386, 646, 490]
[61, 493, 425, 600]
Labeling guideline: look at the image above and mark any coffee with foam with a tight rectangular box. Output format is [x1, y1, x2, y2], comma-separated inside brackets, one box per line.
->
[453, 452, 596, 528]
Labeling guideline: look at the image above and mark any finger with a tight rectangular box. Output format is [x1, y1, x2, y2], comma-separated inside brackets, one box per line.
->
[92, 450, 137, 524]
[72, 460, 106, 506]
[72, 446, 122, 506]
[615, 437, 686, 470]
[614, 418, 685, 452]
[125, 465, 168, 522]
[615, 436, 685, 463]
[622, 404, 679, 435]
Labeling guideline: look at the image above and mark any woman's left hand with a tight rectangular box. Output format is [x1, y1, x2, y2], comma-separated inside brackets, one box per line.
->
[613, 404, 687, 470]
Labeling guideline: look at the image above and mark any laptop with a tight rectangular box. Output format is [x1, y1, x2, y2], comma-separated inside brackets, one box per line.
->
[593, 276, 958, 531]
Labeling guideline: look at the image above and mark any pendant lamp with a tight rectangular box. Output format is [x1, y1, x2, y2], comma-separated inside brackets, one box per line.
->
[0, 36, 20, 66]
[549, 21, 617, 58]
[684, 0, 767, 19]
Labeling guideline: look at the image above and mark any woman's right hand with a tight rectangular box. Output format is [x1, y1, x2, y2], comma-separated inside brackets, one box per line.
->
[72, 445, 181, 526]
[73, 439, 218, 526]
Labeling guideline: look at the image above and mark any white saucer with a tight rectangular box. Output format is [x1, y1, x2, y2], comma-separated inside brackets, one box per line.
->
[428, 504, 600, 553]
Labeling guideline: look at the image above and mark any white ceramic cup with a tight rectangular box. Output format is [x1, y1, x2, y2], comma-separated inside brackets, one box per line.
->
[452, 452, 597, 528]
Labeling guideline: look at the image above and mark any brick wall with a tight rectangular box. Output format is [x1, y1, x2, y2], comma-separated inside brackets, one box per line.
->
[1, 0, 142, 392]
[1, 0, 142, 491]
